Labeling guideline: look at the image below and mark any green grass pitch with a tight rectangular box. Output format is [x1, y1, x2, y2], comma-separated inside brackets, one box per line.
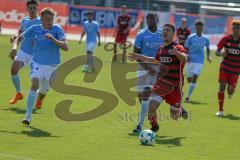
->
[0, 35, 240, 160]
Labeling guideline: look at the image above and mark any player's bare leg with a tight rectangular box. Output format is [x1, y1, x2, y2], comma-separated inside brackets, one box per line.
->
[170, 106, 181, 120]
[10, 61, 24, 104]
[112, 43, 117, 62]
[148, 99, 160, 133]
[185, 74, 198, 103]
[122, 42, 127, 63]
[216, 82, 227, 116]
[227, 85, 235, 99]
[35, 92, 46, 109]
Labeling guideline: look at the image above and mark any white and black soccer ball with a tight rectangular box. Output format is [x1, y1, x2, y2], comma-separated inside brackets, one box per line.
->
[139, 129, 156, 145]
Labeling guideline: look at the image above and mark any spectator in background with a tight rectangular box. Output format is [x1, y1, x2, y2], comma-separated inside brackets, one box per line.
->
[177, 18, 191, 46]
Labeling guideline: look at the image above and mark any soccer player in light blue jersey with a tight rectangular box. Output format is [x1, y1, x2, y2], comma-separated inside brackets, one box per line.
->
[12, 8, 68, 126]
[9, 0, 41, 105]
[132, 13, 164, 134]
[79, 11, 101, 73]
[184, 20, 211, 103]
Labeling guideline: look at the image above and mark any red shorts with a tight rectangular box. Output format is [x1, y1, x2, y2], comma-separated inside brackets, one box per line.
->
[115, 34, 128, 44]
[219, 71, 239, 88]
[152, 87, 182, 107]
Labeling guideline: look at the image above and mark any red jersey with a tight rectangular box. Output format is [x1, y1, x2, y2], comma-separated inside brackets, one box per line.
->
[155, 42, 186, 89]
[177, 27, 191, 45]
[217, 35, 240, 75]
[117, 14, 131, 36]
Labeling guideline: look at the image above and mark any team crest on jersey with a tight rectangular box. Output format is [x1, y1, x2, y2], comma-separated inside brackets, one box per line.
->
[168, 49, 174, 55]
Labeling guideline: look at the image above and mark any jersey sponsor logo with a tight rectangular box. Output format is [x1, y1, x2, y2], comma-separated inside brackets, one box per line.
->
[227, 48, 240, 55]
[160, 57, 172, 63]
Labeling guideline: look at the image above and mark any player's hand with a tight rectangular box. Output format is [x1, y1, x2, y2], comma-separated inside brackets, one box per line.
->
[207, 56, 212, 63]
[9, 49, 17, 60]
[172, 47, 180, 55]
[10, 35, 17, 43]
[128, 53, 139, 61]
[222, 51, 227, 58]
[45, 33, 54, 41]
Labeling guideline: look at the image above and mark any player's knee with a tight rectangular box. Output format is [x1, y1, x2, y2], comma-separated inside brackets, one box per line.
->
[219, 83, 227, 92]
[227, 85, 235, 95]
[87, 50, 93, 54]
[31, 78, 39, 91]
[192, 74, 198, 83]
[141, 87, 151, 101]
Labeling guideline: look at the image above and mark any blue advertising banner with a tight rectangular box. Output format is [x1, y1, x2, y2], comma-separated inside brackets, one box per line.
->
[69, 6, 139, 28]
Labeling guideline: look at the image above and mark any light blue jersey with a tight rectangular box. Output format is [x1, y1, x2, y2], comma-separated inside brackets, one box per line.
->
[185, 33, 210, 64]
[83, 20, 99, 43]
[19, 16, 41, 55]
[134, 27, 163, 57]
[23, 24, 66, 65]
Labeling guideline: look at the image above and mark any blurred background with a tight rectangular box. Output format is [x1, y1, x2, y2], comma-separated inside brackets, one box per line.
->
[1, 0, 240, 48]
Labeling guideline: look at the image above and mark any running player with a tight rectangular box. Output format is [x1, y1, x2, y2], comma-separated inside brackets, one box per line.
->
[9, 0, 41, 105]
[12, 7, 68, 126]
[177, 18, 191, 46]
[112, 5, 131, 63]
[215, 20, 240, 116]
[128, 24, 188, 132]
[79, 11, 101, 73]
[132, 13, 163, 134]
[185, 20, 211, 103]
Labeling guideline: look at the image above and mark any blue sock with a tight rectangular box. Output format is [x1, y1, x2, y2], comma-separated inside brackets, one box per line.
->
[25, 90, 37, 121]
[89, 54, 93, 67]
[138, 100, 149, 128]
[187, 83, 196, 98]
[11, 75, 21, 92]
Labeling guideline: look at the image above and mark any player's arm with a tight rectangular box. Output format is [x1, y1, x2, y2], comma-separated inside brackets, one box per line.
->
[124, 17, 131, 34]
[128, 52, 160, 64]
[9, 34, 24, 60]
[45, 33, 68, 51]
[10, 19, 24, 43]
[215, 37, 227, 57]
[97, 32, 101, 46]
[206, 47, 211, 62]
[173, 47, 188, 62]
[113, 17, 120, 37]
[79, 31, 85, 44]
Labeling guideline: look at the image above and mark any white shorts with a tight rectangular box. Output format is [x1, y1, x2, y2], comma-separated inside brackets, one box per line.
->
[30, 61, 57, 82]
[15, 49, 33, 66]
[86, 42, 97, 52]
[136, 64, 158, 92]
[186, 62, 203, 77]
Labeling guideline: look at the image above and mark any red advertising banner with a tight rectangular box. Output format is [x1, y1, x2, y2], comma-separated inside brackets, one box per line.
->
[0, 0, 142, 38]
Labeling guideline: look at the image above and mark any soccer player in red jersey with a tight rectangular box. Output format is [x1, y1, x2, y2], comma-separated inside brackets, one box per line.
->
[128, 24, 188, 132]
[215, 20, 240, 116]
[177, 18, 191, 46]
[112, 5, 131, 63]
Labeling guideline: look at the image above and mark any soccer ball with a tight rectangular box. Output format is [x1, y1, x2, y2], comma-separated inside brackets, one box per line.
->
[139, 129, 156, 145]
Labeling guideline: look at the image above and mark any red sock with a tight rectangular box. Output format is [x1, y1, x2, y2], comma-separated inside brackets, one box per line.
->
[218, 92, 224, 111]
[149, 113, 158, 127]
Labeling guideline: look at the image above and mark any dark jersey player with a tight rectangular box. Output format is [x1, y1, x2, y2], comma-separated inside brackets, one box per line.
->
[128, 24, 188, 133]
[177, 18, 191, 46]
[112, 5, 131, 63]
[215, 20, 240, 116]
